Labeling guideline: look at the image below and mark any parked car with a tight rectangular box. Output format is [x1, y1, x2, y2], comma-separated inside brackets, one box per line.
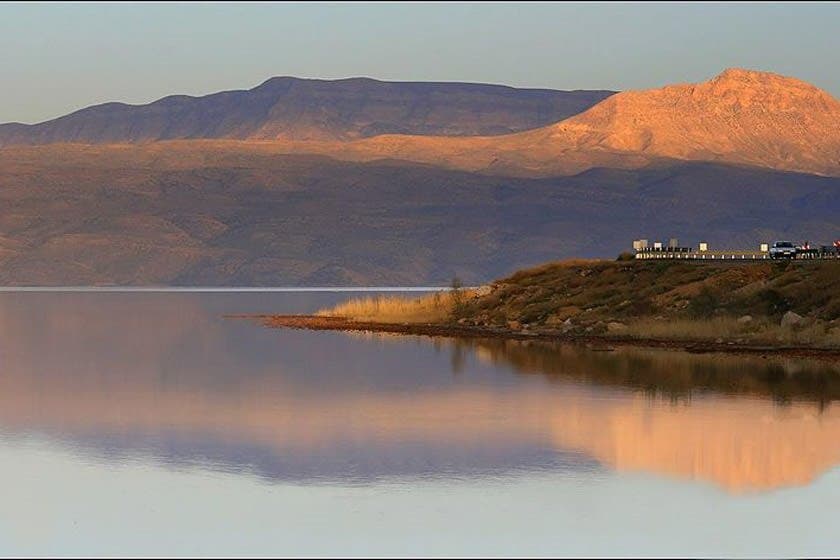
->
[769, 241, 797, 259]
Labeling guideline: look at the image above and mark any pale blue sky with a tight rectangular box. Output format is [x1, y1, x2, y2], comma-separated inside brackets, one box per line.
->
[1, 2, 838, 124]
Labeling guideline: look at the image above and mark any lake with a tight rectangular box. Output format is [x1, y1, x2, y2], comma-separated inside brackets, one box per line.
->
[0, 291, 838, 556]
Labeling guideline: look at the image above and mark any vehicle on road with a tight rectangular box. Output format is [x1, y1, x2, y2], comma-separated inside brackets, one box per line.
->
[769, 241, 797, 259]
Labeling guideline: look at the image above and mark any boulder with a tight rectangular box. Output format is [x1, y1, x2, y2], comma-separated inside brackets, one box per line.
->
[781, 311, 804, 328]
[737, 315, 753, 324]
[473, 285, 493, 297]
[587, 321, 607, 334]
[506, 320, 522, 331]
[607, 321, 628, 333]
[545, 314, 569, 327]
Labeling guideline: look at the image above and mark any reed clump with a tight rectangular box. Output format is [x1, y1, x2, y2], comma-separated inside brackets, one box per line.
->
[317, 289, 473, 324]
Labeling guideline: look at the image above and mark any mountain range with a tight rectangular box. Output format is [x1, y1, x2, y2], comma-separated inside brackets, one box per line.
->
[0, 77, 614, 144]
[0, 68, 838, 285]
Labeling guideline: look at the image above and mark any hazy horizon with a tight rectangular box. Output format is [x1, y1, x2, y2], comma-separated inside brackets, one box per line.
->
[1, 2, 838, 124]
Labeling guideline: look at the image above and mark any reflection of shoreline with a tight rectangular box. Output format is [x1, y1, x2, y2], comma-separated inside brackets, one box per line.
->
[352, 331, 840, 404]
[0, 293, 838, 493]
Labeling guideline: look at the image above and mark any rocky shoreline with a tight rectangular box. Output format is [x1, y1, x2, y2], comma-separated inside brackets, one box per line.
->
[243, 314, 840, 362]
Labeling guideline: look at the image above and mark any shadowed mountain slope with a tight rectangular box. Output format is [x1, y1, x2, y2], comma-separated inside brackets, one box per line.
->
[0, 143, 837, 286]
[0, 77, 614, 145]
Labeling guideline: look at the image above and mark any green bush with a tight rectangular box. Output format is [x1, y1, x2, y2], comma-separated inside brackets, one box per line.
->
[687, 287, 720, 319]
[652, 261, 675, 274]
[754, 288, 791, 316]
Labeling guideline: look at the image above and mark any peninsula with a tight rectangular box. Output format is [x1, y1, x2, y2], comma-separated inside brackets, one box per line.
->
[262, 258, 840, 358]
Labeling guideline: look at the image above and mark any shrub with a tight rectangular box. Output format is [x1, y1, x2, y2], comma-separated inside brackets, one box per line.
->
[754, 288, 791, 316]
[450, 275, 467, 316]
[687, 286, 720, 319]
[652, 261, 674, 274]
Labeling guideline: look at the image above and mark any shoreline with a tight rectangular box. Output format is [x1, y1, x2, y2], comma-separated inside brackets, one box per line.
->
[242, 314, 840, 362]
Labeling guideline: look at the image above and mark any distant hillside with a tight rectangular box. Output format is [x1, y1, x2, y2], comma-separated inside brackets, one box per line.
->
[0, 77, 614, 145]
[0, 142, 837, 286]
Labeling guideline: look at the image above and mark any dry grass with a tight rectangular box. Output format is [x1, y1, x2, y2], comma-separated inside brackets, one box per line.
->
[624, 317, 840, 348]
[317, 290, 472, 324]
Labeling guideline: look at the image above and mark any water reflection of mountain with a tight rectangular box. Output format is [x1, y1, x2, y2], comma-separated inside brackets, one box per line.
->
[0, 293, 838, 492]
[44, 431, 599, 486]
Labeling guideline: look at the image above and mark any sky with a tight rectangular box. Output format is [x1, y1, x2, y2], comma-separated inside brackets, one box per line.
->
[1, 2, 838, 124]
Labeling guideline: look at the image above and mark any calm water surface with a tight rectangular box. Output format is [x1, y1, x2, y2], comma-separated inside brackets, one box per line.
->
[0, 292, 838, 556]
